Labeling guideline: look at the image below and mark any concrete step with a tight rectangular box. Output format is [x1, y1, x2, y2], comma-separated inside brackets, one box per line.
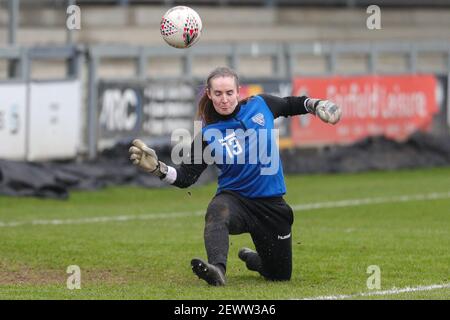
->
[2, 6, 450, 28]
[2, 25, 450, 46]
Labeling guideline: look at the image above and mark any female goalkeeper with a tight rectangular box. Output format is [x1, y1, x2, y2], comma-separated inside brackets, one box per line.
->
[129, 67, 341, 286]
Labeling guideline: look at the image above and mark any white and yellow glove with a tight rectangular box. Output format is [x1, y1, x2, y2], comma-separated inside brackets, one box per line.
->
[129, 139, 168, 178]
[305, 98, 342, 125]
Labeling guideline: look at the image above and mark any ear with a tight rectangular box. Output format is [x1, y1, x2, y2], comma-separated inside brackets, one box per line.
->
[206, 87, 212, 100]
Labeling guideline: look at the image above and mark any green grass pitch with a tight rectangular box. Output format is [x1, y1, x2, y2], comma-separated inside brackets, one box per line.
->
[0, 167, 449, 300]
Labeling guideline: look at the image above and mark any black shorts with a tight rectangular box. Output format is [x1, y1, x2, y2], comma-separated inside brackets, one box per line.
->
[205, 190, 294, 280]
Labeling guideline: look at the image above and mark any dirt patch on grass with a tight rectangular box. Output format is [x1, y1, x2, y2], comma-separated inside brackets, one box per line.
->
[0, 261, 128, 286]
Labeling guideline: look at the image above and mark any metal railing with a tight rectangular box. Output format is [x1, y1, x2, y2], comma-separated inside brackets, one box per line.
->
[1, 45, 84, 81]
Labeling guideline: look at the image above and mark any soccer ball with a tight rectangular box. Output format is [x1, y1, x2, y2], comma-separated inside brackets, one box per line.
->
[160, 6, 202, 49]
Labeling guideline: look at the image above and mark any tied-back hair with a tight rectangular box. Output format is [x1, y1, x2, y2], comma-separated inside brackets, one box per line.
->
[197, 66, 250, 126]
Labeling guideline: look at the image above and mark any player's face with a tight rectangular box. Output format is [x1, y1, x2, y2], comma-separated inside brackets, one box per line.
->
[207, 76, 240, 116]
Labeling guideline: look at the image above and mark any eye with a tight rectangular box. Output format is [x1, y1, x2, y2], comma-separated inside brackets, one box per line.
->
[227, 91, 234, 96]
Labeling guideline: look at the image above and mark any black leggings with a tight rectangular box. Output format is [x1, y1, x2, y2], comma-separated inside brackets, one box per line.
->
[203, 190, 294, 281]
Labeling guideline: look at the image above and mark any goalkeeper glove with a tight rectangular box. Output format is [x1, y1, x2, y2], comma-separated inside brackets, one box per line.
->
[305, 98, 342, 125]
[129, 139, 168, 178]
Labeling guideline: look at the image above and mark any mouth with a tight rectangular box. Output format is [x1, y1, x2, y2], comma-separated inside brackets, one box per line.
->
[216, 103, 234, 114]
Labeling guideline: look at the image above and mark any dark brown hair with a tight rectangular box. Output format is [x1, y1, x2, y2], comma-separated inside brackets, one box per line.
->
[197, 66, 240, 125]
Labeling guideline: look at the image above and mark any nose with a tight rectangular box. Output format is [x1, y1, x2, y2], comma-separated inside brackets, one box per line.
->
[221, 94, 228, 103]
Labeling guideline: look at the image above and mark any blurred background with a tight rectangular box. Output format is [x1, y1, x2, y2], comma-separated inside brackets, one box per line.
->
[1, 0, 450, 197]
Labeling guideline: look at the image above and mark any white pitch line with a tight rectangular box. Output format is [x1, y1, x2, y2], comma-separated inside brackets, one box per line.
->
[291, 191, 450, 211]
[300, 283, 450, 300]
[0, 210, 205, 228]
[0, 191, 449, 228]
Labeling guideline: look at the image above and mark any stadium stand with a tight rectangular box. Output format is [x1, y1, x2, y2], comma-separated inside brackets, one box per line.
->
[1, 2, 450, 77]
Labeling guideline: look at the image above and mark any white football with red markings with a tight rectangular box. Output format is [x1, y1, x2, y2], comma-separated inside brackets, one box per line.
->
[160, 6, 202, 49]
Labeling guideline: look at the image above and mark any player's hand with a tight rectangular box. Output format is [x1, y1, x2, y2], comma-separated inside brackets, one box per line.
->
[306, 99, 342, 125]
[129, 139, 167, 177]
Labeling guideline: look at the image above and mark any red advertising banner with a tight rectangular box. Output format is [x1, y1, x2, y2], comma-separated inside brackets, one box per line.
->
[291, 75, 438, 146]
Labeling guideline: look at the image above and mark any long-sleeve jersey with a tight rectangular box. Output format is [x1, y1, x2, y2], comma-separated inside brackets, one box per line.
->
[163, 94, 310, 198]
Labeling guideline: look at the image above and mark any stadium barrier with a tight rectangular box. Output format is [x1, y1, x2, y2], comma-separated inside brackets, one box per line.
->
[97, 79, 196, 150]
[95, 74, 447, 152]
[0, 45, 84, 161]
[0, 82, 27, 160]
[291, 74, 439, 146]
[27, 80, 82, 161]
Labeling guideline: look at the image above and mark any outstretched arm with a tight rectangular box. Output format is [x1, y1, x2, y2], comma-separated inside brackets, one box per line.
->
[129, 136, 208, 188]
[260, 93, 342, 125]
[171, 134, 208, 188]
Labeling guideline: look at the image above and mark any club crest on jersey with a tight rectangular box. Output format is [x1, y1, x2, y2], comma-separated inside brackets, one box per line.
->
[251, 113, 265, 126]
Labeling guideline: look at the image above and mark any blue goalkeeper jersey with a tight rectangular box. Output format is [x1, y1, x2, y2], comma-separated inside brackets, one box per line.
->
[202, 95, 284, 198]
[173, 94, 309, 199]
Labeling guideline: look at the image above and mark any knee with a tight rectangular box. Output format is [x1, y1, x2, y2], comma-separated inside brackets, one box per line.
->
[260, 253, 292, 281]
[205, 197, 230, 226]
